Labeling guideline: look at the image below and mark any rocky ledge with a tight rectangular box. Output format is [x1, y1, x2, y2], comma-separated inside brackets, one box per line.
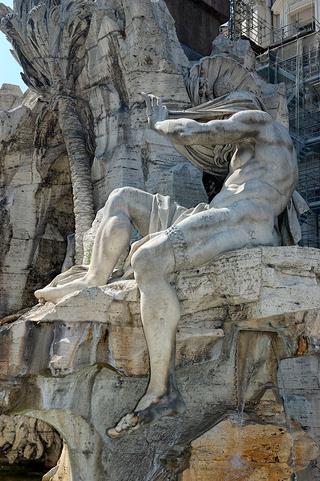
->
[1, 246, 320, 481]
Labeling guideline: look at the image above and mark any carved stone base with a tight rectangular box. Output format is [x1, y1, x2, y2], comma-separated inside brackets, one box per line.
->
[1, 247, 320, 481]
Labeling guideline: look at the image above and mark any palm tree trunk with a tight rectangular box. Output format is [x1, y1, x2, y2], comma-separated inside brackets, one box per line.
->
[57, 96, 95, 264]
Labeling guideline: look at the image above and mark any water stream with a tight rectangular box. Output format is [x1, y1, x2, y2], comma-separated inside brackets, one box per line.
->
[277, 364, 298, 481]
[271, 337, 298, 480]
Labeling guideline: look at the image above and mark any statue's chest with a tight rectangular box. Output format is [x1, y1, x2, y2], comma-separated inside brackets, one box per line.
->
[231, 144, 255, 170]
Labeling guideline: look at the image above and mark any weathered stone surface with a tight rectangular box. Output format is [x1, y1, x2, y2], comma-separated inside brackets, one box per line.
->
[0, 84, 23, 111]
[1, 2, 320, 480]
[0, 247, 320, 480]
[0, 0, 207, 318]
[182, 417, 319, 481]
[10, 247, 319, 377]
[43, 444, 71, 481]
[0, 87, 74, 317]
[81, 0, 206, 209]
[0, 415, 61, 467]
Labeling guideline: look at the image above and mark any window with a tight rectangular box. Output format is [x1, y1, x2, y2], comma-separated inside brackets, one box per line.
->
[288, 4, 315, 27]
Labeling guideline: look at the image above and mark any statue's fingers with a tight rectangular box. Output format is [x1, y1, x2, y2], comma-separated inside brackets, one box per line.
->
[141, 92, 151, 111]
[152, 95, 161, 109]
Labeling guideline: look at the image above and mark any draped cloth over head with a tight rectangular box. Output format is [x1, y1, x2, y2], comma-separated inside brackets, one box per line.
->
[168, 91, 309, 245]
[169, 91, 264, 178]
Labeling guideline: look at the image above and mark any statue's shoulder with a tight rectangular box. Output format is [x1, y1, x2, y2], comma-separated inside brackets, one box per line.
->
[232, 109, 272, 125]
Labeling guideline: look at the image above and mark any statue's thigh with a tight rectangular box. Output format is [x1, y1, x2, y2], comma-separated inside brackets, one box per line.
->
[173, 208, 250, 268]
[103, 187, 155, 236]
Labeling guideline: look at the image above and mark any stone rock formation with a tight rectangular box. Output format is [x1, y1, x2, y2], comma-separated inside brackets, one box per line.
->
[1, 1, 320, 480]
[1, 247, 320, 480]
[0, 415, 61, 468]
[0, 84, 73, 317]
[182, 417, 319, 481]
[0, 0, 207, 318]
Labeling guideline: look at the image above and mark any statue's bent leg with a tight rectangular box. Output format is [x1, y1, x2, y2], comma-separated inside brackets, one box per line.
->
[107, 206, 256, 437]
[108, 232, 185, 438]
[133, 234, 184, 409]
[84, 187, 154, 284]
[35, 187, 155, 303]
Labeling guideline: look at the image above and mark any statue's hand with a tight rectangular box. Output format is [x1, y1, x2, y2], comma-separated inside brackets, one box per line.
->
[142, 92, 168, 129]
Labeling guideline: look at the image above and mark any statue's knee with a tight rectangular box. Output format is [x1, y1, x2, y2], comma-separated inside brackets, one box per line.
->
[131, 246, 158, 285]
[105, 187, 135, 213]
[132, 235, 174, 286]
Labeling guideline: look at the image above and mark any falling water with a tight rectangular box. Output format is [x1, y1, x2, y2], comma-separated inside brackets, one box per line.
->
[237, 364, 255, 427]
[235, 331, 257, 473]
[235, 331, 258, 427]
[271, 338, 298, 480]
[278, 368, 299, 480]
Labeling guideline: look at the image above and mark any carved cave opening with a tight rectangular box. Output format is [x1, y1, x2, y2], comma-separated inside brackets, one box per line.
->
[0, 415, 63, 481]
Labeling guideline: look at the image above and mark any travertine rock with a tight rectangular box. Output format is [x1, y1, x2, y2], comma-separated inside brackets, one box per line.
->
[0, 87, 74, 317]
[80, 0, 206, 208]
[0, 0, 207, 317]
[0, 247, 320, 481]
[0, 84, 23, 111]
[12, 247, 319, 377]
[1, 2, 320, 480]
[43, 444, 71, 481]
[182, 417, 319, 481]
[0, 415, 61, 467]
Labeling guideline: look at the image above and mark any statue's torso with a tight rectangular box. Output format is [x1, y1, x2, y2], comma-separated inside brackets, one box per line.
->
[211, 121, 298, 220]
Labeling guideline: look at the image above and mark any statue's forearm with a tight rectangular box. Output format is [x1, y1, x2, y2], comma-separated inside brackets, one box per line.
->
[155, 115, 257, 146]
[154, 119, 205, 145]
[154, 118, 225, 146]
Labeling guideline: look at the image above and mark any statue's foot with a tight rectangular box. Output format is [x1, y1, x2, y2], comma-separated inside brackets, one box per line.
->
[107, 391, 186, 439]
[34, 278, 95, 304]
[107, 413, 140, 439]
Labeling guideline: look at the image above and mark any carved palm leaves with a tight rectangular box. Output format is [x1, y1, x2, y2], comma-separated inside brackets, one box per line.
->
[0, 0, 96, 263]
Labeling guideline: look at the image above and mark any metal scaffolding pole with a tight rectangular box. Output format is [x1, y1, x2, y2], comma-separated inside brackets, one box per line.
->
[229, 0, 237, 41]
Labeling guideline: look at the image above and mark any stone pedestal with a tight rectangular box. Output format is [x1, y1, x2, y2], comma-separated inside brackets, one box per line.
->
[1, 246, 320, 480]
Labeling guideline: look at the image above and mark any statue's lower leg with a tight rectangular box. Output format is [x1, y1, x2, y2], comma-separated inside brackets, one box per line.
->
[35, 187, 155, 304]
[35, 214, 132, 303]
[107, 242, 186, 438]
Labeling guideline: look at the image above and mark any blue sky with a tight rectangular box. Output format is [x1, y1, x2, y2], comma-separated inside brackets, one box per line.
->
[0, 0, 27, 91]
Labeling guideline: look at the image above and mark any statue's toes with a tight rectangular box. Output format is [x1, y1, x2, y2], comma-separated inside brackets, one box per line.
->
[34, 287, 60, 304]
[34, 289, 44, 300]
[107, 413, 140, 439]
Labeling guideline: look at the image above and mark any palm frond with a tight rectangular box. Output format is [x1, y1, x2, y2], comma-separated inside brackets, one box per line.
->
[0, 0, 95, 94]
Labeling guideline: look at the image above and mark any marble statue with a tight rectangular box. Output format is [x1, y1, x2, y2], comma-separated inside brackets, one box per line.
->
[34, 90, 302, 438]
[1, 0, 320, 471]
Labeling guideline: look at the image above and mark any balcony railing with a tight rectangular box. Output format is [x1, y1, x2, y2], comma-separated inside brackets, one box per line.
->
[272, 17, 320, 44]
[228, 0, 320, 48]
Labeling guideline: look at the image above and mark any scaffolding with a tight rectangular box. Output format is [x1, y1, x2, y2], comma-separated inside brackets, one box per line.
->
[229, 0, 320, 248]
[229, 0, 272, 47]
[257, 42, 320, 141]
[229, 0, 320, 48]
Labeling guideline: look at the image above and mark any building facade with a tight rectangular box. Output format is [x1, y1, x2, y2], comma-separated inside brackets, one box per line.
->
[165, 0, 229, 57]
